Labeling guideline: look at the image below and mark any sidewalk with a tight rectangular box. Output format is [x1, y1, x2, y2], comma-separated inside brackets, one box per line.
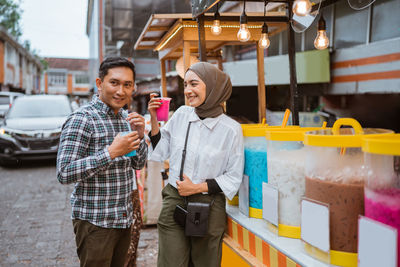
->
[137, 226, 158, 267]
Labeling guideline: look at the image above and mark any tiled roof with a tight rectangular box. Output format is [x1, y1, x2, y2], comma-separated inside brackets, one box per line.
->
[45, 57, 89, 71]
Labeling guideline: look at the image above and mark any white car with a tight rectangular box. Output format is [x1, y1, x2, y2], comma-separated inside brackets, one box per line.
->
[0, 95, 72, 166]
[0, 92, 24, 118]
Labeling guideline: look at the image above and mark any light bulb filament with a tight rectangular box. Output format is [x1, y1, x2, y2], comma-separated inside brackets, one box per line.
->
[314, 30, 329, 50]
[237, 24, 251, 42]
[211, 20, 222, 35]
[293, 0, 312, 17]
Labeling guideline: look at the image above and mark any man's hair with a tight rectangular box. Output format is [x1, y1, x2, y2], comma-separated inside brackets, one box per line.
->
[98, 57, 136, 81]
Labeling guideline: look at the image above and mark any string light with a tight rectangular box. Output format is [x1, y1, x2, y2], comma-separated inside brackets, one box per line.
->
[237, 0, 251, 42]
[259, 23, 270, 49]
[293, 0, 312, 16]
[314, 14, 329, 50]
[211, 3, 222, 35]
[259, 1, 270, 49]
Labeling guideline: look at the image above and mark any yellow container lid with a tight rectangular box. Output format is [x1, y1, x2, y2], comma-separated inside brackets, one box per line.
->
[304, 118, 393, 147]
[265, 127, 326, 142]
[241, 124, 299, 137]
[242, 109, 303, 137]
[362, 134, 400, 156]
[241, 124, 269, 137]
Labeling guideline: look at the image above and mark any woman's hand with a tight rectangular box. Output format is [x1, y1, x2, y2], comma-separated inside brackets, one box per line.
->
[148, 93, 162, 137]
[176, 174, 208, 196]
[148, 93, 162, 120]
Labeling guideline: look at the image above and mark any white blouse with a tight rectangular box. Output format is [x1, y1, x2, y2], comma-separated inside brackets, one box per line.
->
[149, 105, 244, 200]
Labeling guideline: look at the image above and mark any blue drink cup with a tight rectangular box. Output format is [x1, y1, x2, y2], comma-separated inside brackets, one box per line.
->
[120, 131, 137, 156]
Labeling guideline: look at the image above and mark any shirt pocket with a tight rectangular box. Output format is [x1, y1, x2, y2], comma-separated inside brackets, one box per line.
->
[197, 145, 228, 178]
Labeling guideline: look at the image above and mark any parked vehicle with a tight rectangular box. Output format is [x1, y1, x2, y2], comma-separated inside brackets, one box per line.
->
[0, 92, 24, 119]
[0, 95, 72, 166]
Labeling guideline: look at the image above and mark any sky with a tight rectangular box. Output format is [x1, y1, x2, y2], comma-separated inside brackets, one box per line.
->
[19, 0, 89, 58]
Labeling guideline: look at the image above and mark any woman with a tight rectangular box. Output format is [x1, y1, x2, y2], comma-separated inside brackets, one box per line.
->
[148, 62, 244, 267]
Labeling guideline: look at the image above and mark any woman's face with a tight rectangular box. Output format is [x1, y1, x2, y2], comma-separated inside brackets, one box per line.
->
[184, 70, 206, 107]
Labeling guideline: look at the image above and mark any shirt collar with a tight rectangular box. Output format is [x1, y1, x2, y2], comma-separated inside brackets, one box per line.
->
[91, 95, 123, 116]
[188, 108, 221, 130]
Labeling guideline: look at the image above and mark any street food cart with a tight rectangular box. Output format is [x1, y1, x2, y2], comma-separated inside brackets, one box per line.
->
[134, 1, 399, 266]
[133, 3, 324, 267]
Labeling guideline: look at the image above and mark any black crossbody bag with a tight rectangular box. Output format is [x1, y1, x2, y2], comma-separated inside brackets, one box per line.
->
[173, 122, 213, 237]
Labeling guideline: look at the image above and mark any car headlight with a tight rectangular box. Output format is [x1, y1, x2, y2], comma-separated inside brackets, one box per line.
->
[0, 128, 12, 138]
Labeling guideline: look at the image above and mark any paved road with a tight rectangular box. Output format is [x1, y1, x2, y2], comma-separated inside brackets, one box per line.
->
[0, 160, 158, 267]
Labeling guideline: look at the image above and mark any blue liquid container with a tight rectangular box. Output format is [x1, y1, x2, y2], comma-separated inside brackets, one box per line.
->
[120, 131, 137, 156]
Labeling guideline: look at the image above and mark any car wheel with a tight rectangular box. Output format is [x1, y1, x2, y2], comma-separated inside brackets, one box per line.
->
[0, 159, 21, 168]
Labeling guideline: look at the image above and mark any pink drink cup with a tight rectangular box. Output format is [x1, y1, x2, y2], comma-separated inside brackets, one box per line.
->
[156, 97, 171, 121]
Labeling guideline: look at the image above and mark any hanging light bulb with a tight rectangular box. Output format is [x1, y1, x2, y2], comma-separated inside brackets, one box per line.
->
[259, 23, 270, 49]
[259, 1, 270, 49]
[211, 4, 222, 35]
[237, 1, 251, 42]
[211, 19, 222, 35]
[314, 14, 329, 50]
[293, 0, 312, 17]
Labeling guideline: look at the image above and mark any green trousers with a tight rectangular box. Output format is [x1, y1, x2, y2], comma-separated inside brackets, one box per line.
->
[72, 219, 131, 267]
[157, 184, 227, 267]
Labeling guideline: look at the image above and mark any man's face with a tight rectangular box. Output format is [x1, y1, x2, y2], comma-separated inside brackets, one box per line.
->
[96, 67, 135, 114]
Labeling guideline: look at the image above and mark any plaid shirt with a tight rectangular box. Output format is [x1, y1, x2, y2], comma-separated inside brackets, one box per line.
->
[57, 95, 147, 228]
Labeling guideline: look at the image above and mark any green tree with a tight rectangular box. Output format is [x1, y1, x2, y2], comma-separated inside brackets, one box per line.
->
[0, 0, 22, 38]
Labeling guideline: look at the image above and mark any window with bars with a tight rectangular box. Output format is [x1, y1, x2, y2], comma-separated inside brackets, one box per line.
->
[48, 72, 66, 86]
[74, 74, 90, 84]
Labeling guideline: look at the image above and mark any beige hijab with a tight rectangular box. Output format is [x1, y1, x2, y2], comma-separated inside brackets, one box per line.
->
[187, 62, 232, 118]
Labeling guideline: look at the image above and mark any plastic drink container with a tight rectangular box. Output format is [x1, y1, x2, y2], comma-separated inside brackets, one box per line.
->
[303, 118, 393, 267]
[156, 97, 171, 121]
[120, 131, 137, 156]
[362, 134, 400, 266]
[242, 124, 269, 218]
[242, 123, 298, 218]
[265, 127, 324, 239]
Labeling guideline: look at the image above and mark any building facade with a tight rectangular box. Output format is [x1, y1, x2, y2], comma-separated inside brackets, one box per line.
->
[0, 27, 43, 94]
[224, 0, 400, 96]
[220, 0, 400, 130]
[43, 58, 91, 97]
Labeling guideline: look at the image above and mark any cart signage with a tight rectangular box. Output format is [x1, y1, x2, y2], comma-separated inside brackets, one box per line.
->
[262, 182, 279, 226]
[301, 198, 330, 252]
[239, 174, 249, 217]
[358, 216, 398, 267]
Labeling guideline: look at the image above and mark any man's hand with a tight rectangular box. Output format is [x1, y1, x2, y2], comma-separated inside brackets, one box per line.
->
[126, 112, 145, 139]
[176, 174, 208, 196]
[108, 131, 141, 159]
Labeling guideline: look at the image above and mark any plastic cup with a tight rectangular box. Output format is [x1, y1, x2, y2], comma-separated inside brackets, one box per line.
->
[120, 131, 137, 156]
[156, 97, 171, 121]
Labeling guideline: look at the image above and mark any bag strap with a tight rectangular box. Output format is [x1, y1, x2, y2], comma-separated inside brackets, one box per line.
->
[178, 121, 216, 207]
[179, 122, 192, 181]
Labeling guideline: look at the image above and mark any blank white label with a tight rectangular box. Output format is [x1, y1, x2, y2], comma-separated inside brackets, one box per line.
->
[358, 216, 398, 267]
[262, 182, 278, 226]
[239, 174, 249, 217]
[301, 198, 330, 252]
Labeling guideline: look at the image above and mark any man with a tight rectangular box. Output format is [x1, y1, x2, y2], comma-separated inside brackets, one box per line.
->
[57, 57, 147, 267]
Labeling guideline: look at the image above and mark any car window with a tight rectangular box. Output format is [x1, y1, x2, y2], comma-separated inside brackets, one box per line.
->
[7, 98, 72, 118]
[0, 96, 10, 105]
